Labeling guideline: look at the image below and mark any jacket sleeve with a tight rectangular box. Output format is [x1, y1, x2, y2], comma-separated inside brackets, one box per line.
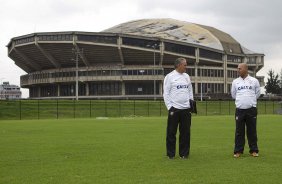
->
[163, 75, 172, 110]
[231, 80, 236, 99]
[255, 79, 261, 99]
[187, 76, 194, 100]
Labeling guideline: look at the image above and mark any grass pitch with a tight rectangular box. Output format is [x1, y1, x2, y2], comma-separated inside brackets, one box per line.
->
[0, 115, 281, 183]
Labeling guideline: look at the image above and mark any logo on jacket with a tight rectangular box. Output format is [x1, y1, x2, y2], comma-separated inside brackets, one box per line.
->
[177, 85, 189, 89]
[238, 86, 252, 90]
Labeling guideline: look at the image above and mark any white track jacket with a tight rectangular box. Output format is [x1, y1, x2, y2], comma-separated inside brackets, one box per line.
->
[231, 75, 260, 109]
[163, 70, 193, 110]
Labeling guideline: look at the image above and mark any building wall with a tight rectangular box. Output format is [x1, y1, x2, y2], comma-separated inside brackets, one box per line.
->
[8, 32, 264, 99]
[0, 82, 22, 100]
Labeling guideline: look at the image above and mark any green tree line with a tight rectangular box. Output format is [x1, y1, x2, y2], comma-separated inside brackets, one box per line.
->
[265, 69, 282, 95]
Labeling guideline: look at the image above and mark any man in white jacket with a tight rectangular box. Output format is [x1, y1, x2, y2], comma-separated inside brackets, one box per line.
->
[163, 58, 194, 159]
[231, 63, 260, 158]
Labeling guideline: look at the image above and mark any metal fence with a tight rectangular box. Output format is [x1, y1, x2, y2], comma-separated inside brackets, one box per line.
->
[0, 99, 281, 120]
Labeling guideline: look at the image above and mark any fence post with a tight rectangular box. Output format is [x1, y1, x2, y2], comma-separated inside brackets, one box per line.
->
[273, 100, 275, 114]
[119, 99, 121, 117]
[219, 100, 221, 115]
[105, 100, 107, 117]
[38, 100, 40, 119]
[264, 100, 266, 114]
[133, 100, 136, 116]
[147, 100, 150, 117]
[19, 100, 22, 120]
[92, 100, 95, 117]
[74, 100, 76, 119]
[205, 100, 207, 116]
[57, 99, 59, 119]
[229, 100, 231, 115]
[159, 100, 162, 116]
[90, 100, 92, 118]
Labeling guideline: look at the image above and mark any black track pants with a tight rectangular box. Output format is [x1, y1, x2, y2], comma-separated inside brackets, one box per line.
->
[166, 107, 191, 157]
[234, 107, 259, 154]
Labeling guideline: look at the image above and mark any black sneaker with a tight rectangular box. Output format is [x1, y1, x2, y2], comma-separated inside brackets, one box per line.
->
[168, 156, 174, 159]
[180, 156, 188, 159]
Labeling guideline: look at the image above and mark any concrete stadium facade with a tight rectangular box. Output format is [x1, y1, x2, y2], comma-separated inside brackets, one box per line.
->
[7, 19, 264, 99]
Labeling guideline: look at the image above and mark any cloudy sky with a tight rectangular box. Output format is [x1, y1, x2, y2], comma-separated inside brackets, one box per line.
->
[1, 0, 281, 97]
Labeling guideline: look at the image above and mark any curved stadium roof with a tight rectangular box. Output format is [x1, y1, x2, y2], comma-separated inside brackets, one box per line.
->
[8, 18, 261, 74]
[103, 18, 253, 54]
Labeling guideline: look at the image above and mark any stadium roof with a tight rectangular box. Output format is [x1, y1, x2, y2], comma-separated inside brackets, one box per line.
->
[104, 18, 254, 54]
[7, 18, 262, 73]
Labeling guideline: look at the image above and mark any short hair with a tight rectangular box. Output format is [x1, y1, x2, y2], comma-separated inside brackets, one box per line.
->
[174, 58, 186, 68]
[239, 63, 248, 70]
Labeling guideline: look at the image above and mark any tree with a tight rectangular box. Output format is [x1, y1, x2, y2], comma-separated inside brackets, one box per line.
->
[279, 69, 282, 94]
[265, 69, 280, 94]
[279, 69, 282, 87]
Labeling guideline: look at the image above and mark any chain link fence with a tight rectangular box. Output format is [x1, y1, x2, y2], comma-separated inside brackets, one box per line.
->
[0, 99, 281, 120]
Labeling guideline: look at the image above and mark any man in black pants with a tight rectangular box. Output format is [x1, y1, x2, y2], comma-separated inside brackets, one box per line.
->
[231, 63, 261, 158]
[163, 58, 194, 159]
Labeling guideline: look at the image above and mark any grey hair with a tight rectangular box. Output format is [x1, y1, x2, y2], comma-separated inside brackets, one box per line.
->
[174, 58, 186, 68]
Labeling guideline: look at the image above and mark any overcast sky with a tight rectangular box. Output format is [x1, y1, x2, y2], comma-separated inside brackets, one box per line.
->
[1, 0, 281, 97]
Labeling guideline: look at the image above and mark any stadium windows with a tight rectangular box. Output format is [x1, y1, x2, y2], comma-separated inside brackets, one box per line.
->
[164, 68, 173, 75]
[203, 69, 207, 76]
[89, 71, 96, 76]
[38, 34, 73, 41]
[89, 82, 121, 95]
[219, 70, 223, 77]
[147, 70, 153, 75]
[121, 69, 162, 76]
[227, 70, 231, 78]
[96, 70, 102, 76]
[197, 69, 223, 77]
[186, 68, 195, 76]
[215, 70, 220, 77]
[207, 69, 210, 77]
[199, 49, 222, 61]
[125, 81, 159, 95]
[122, 37, 159, 49]
[227, 55, 243, 63]
[156, 70, 163, 75]
[41, 85, 57, 97]
[77, 35, 117, 44]
[165, 42, 195, 56]
[122, 70, 128, 75]
[197, 83, 224, 94]
[246, 57, 256, 64]
[111, 70, 122, 76]
[102, 70, 110, 76]
[60, 84, 75, 96]
[227, 70, 238, 78]
[15, 36, 34, 45]
[78, 83, 86, 96]
[65, 35, 72, 41]
[138, 70, 145, 75]
[78, 71, 87, 77]
[28, 90, 32, 98]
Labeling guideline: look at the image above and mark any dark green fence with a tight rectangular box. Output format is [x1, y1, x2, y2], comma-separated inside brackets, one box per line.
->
[0, 99, 281, 120]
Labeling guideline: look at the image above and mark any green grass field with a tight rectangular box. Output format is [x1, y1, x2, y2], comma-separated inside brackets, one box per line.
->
[1, 115, 281, 183]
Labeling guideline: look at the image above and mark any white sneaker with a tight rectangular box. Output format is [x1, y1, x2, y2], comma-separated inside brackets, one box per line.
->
[251, 152, 259, 157]
[233, 153, 241, 158]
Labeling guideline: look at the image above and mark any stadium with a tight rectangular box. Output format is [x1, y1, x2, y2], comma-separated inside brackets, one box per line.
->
[7, 18, 264, 99]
